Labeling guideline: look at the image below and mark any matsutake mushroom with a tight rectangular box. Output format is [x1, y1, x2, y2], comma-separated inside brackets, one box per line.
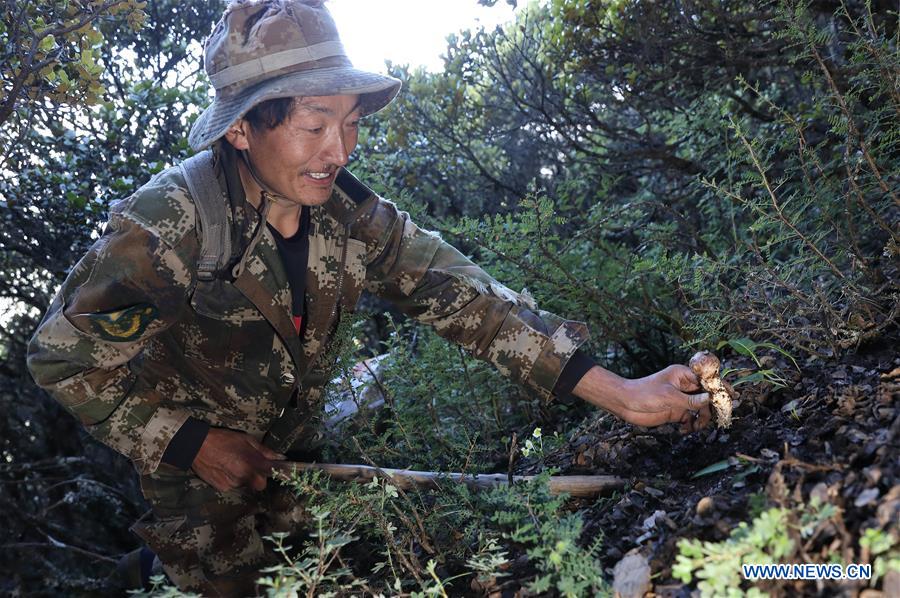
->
[689, 351, 736, 428]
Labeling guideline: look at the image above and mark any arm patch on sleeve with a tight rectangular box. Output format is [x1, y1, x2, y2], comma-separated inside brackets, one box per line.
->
[77, 303, 160, 342]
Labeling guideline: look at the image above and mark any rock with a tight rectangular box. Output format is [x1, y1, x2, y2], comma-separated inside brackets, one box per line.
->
[612, 552, 651, 598]
[854, 487, 880, 508]
[654, 583, 691, 598]
[884, 569, 900, 598]
[760, 448, 780, 461]
[662, 514, 678, 530]
[810, 482, 830, 504]
[643, 486, 664, 499]
[876, 485, 900, 527]
[470, 575, 503, 597]
[642, 510, 667, 531]
[863, 466, 882, 486]
[696, 496, 715, 517]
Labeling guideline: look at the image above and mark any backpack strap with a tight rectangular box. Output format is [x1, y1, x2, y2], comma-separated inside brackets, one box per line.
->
[179, 150, 231, 282]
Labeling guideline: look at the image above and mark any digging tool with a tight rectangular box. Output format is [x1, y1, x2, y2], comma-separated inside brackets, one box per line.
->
[275, 461, 624, 498]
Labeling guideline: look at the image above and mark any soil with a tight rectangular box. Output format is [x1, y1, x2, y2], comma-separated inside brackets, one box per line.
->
[531, 341, 900, 596]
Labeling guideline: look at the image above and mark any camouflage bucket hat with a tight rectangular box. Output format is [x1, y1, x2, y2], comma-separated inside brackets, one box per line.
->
[188, 0, 402, 151]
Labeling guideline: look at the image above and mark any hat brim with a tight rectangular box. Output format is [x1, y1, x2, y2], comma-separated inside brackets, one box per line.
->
[188, 66, 401, 151]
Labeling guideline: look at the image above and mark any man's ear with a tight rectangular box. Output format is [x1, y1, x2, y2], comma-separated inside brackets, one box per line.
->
[224, 119, 250, 150]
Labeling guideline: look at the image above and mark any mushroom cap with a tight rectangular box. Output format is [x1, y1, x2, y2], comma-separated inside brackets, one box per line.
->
[689, 351, 721, 380]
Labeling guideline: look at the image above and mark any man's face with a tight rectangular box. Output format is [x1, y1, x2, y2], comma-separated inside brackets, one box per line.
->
[235, 94, 361, 206]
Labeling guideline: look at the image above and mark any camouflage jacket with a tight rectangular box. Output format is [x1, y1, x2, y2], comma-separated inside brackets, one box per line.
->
[27, 149, 589, 475]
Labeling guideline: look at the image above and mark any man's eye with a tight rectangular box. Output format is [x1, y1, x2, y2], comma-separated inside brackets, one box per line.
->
[305, 127, 323, 134]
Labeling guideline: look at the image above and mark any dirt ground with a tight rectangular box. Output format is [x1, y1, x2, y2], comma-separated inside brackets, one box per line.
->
[527, 340, 900, 596]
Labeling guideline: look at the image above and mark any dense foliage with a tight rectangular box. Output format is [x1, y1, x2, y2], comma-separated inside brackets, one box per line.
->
[0, 1, 224, 592]
[362, 0, 898, 372]
[1, 0, 896, 594]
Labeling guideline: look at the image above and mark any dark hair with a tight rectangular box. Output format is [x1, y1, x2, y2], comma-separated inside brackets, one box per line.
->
[243, 96, 297, 131]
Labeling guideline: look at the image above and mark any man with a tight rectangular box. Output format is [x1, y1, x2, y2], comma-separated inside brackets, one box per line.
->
[27, 0, 710, 593]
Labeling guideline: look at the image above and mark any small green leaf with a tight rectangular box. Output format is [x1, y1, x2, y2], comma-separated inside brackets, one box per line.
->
[39, 34, 57, 53]
[733, 371, 768, 386]
[85, 27, 104, 46]
[691, 460, 731, 479]
[718, 338, 762, 366]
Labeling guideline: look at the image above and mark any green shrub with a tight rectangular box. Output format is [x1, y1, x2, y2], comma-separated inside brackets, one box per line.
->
[673, 498, 840, 597]
[253, 468, 609, 597]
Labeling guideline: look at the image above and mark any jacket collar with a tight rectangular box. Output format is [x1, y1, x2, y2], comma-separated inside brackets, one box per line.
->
[216, 142, 302, 370]
[212, 143, 367, 380]
[324, 168, 377, 224]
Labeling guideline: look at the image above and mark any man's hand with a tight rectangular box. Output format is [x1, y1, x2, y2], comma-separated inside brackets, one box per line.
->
[574, 364, 711, 433]
[191, 428, 285, 492]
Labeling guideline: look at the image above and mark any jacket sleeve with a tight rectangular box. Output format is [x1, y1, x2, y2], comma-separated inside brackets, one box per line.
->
[27, 203, 194, 474]
[354, 198, 590, 399]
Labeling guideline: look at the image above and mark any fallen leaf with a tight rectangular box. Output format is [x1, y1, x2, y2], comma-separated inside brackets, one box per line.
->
[612, 552, 651, 598]
[691, 460, 731, 479]
[879, 366, 900, 380]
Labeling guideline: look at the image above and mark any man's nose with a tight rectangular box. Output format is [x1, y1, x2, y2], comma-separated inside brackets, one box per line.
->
[320, 127, 349, 167]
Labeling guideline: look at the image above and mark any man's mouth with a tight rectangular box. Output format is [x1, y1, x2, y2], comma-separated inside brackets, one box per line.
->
[303, 171, 336, 188]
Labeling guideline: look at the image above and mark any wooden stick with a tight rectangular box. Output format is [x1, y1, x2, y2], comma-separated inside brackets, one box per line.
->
[275, 462, 624, 498]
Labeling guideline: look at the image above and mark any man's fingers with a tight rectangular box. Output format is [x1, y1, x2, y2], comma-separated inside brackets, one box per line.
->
[261, 446, 287, 461]
[677, 406, 702, 433]
[210, 470, 237, 493]
[678, 410, 694, 434]
[195, 430, 284, 492]
[679, 374, 702, 393]
[250, 473, 267, 492]
[210, 477, 230, 493]
[244, 436, 287, 462]
[676, 391, 712, 433]
[243, 453, 278, 480]
[686, 392, 709, 410]
[696, 406, 712, 430]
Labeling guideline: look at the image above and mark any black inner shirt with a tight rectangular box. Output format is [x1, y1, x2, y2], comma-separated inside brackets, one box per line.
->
[268, 205, 311, 335]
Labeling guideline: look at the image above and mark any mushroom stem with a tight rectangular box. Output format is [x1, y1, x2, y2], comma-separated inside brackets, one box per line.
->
[689, 351, 736, 428]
